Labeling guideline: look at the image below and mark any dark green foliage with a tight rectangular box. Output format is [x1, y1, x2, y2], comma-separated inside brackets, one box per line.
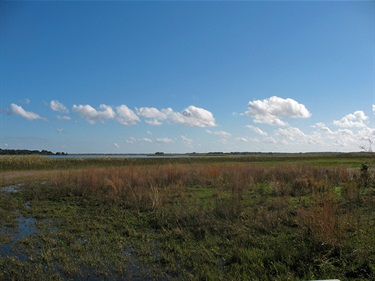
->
[0, 148, 64, 155]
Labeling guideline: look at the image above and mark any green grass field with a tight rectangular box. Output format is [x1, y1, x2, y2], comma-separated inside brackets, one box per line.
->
[1, 154, 374, 280]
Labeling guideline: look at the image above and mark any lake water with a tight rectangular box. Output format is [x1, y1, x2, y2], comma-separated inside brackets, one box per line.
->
[45, 154, 192, 159]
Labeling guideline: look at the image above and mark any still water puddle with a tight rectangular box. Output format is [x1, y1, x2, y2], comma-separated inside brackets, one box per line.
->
[1, 184, 24, 193]
[0, 213, 38, 261]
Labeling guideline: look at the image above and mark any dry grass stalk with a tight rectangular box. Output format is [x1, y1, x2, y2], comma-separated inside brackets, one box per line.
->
[298, 198, 342, 246]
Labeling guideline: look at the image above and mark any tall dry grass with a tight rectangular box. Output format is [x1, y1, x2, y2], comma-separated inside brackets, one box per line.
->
[26, 161, 375, 279]
[44, 163, 365, 225]
[47, 163, 359, 199]
[298, 195, 343, 246]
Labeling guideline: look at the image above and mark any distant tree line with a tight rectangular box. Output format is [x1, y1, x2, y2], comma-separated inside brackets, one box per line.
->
[0, 149, 67, 155]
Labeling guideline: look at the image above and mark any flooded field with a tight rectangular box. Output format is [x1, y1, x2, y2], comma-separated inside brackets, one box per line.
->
[0, 154, 374, 280]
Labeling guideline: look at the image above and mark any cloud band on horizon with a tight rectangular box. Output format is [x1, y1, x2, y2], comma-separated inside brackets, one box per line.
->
[72, 103, 217, 127]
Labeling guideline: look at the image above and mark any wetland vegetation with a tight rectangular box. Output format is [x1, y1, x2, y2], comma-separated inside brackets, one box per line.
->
[0, 154, 374, 280]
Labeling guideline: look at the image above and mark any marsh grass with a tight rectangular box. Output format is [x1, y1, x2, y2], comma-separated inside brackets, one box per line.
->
[1, 153, 373, 171]
[1, 156, 374, 280]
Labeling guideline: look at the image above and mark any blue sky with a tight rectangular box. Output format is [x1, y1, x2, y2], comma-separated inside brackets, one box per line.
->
[1, 1, 374, 153]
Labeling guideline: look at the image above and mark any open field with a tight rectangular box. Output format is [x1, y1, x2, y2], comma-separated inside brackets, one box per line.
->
[1, 154, 374, 280]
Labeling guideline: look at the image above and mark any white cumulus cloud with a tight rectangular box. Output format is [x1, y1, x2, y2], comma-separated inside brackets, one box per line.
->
[313, 122, 368, 149]
[126, 137, 153, 144]
[156, 137, 175, 143]
[72, 104, 115, 124]
[180, 135, 193, 147]
[264, 137, 277, 144]
[206, 130, 232, 137]
[145, 119, 163, 126]
[246, 96, 311, 126]
[136, 107, 168, 120]
[140, 138, 153, 143]
[333, 111, 369, 128]
[136, 107, 168, 126]
[236, 137, 249, 142]
[50, 100, 68, 113]
[275, 127, 318, 145]
[10, 103, 45, 121]
[246, 125, 268, 136]
[116, 105, 140, 126]
[169, 105, 216, 127]
[126, 137, 137, 144]
[314, 122, 333, 135]
[137, 105, 216, 127]
[57, 115, 71, 121]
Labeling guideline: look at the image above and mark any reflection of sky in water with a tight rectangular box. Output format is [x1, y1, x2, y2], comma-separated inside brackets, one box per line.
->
[0, 213, 37, 262]
[1, 184, 23, 193]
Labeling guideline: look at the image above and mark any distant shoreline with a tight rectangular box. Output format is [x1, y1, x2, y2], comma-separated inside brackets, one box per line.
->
[0, 149, 67, 156]
[1, 148, 373, 157]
